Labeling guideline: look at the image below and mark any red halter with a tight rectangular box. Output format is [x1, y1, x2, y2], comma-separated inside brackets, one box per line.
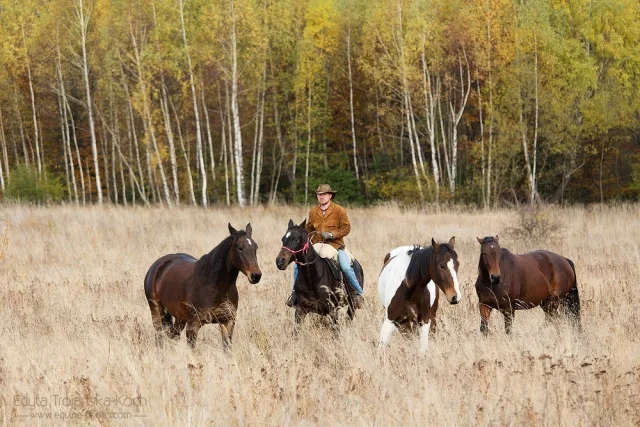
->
[280, 240, 310, 265]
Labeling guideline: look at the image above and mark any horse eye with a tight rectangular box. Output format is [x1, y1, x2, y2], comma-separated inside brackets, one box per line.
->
[440, 265, 445, 270]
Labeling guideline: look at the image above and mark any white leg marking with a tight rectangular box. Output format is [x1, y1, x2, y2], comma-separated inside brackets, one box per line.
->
[447, 258, 462, 302]
[379, 318, 397, 345]
[419, 321, 431, 353]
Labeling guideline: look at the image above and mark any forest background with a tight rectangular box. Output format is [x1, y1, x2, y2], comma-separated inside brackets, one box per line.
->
[0, 0, 639, 207]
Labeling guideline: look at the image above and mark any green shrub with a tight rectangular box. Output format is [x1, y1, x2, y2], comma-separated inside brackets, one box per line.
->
[3, 165, 65, 203]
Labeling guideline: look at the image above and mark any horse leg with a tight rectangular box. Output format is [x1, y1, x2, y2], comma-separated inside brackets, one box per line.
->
[148, 299, 166, 346]
[564, 285, 581, 329]
[419, 319, 432, 353]
[541, 296, 560, 324]
[293, 308, 306, 336]
[169, 319, 186, 340]
[501, 309, 515, 335]
[219, 320, 235, 350]
[185, 322, 202, 348]
[379, 318, 397, 346]
[479, 304, 492, 336]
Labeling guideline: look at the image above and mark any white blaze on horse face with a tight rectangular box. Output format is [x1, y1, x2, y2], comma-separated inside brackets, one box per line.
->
[285, 232, 291, 239]
[379, 318, 397, 345]
[247, 238, 252, 246]
[447, 258, 462, 302]
[419, 321, 431, 352]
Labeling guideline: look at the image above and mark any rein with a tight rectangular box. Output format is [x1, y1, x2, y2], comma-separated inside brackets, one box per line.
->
[281, 233, 320, 266]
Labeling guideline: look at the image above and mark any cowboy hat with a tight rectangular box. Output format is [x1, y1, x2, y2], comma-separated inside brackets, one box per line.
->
[314, 184, 337, 195]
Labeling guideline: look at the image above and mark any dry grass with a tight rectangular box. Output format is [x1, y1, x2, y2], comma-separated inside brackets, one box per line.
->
[0, 203, 639, 426]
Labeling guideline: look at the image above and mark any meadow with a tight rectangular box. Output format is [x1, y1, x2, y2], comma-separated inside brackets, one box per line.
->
[0, 204, 638, 426]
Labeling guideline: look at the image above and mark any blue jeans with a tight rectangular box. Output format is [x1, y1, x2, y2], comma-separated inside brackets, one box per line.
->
[293, 249, 363, 295]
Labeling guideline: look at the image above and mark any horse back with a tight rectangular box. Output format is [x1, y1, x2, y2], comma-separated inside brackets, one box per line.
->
[144, 253, 196, 300]
[516, 250, 576, 298]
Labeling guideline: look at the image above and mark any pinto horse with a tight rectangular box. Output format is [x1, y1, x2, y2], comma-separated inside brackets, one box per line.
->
[475, 235, 580, 335]
[378, 238, 461, 352]
[144, 223, 262, 348]
[275, 219, 364, 328]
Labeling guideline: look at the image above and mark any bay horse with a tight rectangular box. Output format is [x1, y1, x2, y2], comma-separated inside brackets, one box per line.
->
[144, 223, 262, 348]
[275, 219, 364, 329]
[475, 235, 580, 335]
[378, 237, 461, 352]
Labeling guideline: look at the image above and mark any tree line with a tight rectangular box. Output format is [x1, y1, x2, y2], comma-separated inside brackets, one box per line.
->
[0, 0, 639, 206]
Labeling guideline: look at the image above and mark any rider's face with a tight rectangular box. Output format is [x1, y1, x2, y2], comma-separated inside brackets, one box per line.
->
[317, 192, 332, 205]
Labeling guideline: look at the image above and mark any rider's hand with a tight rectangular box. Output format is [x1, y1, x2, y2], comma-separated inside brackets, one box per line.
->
[320, 231, 333, 240]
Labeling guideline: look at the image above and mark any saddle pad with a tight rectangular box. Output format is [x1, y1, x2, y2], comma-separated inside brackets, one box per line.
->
[312, 243, 355, 264]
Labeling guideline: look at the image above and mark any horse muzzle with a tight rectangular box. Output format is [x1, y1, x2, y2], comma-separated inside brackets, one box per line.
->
[247, 271, 262, 284]
[275, 256, 290, 270]
[490, 274, 501, 285]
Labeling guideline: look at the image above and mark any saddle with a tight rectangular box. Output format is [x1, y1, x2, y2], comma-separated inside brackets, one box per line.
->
[312, 243, 356, 283]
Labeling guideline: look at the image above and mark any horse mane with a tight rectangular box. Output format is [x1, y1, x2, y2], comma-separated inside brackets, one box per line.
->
[194, 231, 245, 282]
[405, 246, 433, 288]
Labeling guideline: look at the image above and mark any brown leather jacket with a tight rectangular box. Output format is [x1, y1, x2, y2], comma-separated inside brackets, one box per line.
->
[305, 202, 351, 250]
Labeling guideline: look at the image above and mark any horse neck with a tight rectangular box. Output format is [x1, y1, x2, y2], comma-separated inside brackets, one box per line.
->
[194, 241, 240, 289]
[406, 247, 434, 292]
[296, 244, 324, 285]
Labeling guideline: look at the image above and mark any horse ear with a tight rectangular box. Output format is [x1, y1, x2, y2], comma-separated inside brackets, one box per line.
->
[228, 223, 237, 235]
[448, 236, 455, 249]
[300, 218, 307, 229]
[288, 219, 294, 229]
[476, 237, 483, 244]
[431, 238, 438, 249]
[245, 223, 252, 238]
[495, 235, 499, 243]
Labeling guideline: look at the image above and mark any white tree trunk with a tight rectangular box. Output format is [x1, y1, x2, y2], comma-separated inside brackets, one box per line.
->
[305, 88, 311, 205]
[64, 94, 86, 204]
[179, 0, 207, 206]
[217, 83, 231, 205]
[347, 24, 359, 183]
[230, 0, 245, 207]
[160, 80, 180, 204]
[76, 0, 102, 204]
[421, 47, 440, 203]
[0, 108, 9, 181]
[170, 98, 197, 205]
[447, 49, 472, 195]
[130, 23, 171, 206]
[22, 23, 41, 179]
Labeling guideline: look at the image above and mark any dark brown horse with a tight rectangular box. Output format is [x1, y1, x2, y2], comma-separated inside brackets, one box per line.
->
[378, 238, 461, 352]
[275, 219, 364, 329]
[475, 235, 580, 335]
[144, 223, 262, 348]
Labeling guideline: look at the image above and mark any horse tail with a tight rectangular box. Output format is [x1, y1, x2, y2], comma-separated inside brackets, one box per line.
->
[565, 258, 581, 328]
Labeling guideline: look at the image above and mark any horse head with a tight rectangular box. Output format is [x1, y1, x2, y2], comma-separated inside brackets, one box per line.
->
[228, 223, 262, 284]
[275, 219, 309, 270]
[477, 235, 501, 285]
[429, 237, 461, 304]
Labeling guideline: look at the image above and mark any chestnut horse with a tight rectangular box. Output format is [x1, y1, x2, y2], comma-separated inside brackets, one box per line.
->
[378, 238, 461, 352]
[275, 219, 364, 329]
[144, 223, 262, 348]
[475, 235, 580, 335]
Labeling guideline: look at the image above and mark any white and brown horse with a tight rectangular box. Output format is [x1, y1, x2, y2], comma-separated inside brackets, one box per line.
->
[378, 238, 461, 352]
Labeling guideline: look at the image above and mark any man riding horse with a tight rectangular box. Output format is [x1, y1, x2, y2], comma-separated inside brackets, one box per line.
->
[286, 184, 365, 308]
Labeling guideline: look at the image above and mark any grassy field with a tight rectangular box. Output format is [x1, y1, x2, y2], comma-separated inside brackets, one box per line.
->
[0, 204, 638, 426]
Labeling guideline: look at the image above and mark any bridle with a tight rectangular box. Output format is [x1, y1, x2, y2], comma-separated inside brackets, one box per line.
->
[281, 231, 319, 266]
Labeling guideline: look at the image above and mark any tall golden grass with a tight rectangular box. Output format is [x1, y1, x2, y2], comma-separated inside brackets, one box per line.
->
[0, 204, 638, 425]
